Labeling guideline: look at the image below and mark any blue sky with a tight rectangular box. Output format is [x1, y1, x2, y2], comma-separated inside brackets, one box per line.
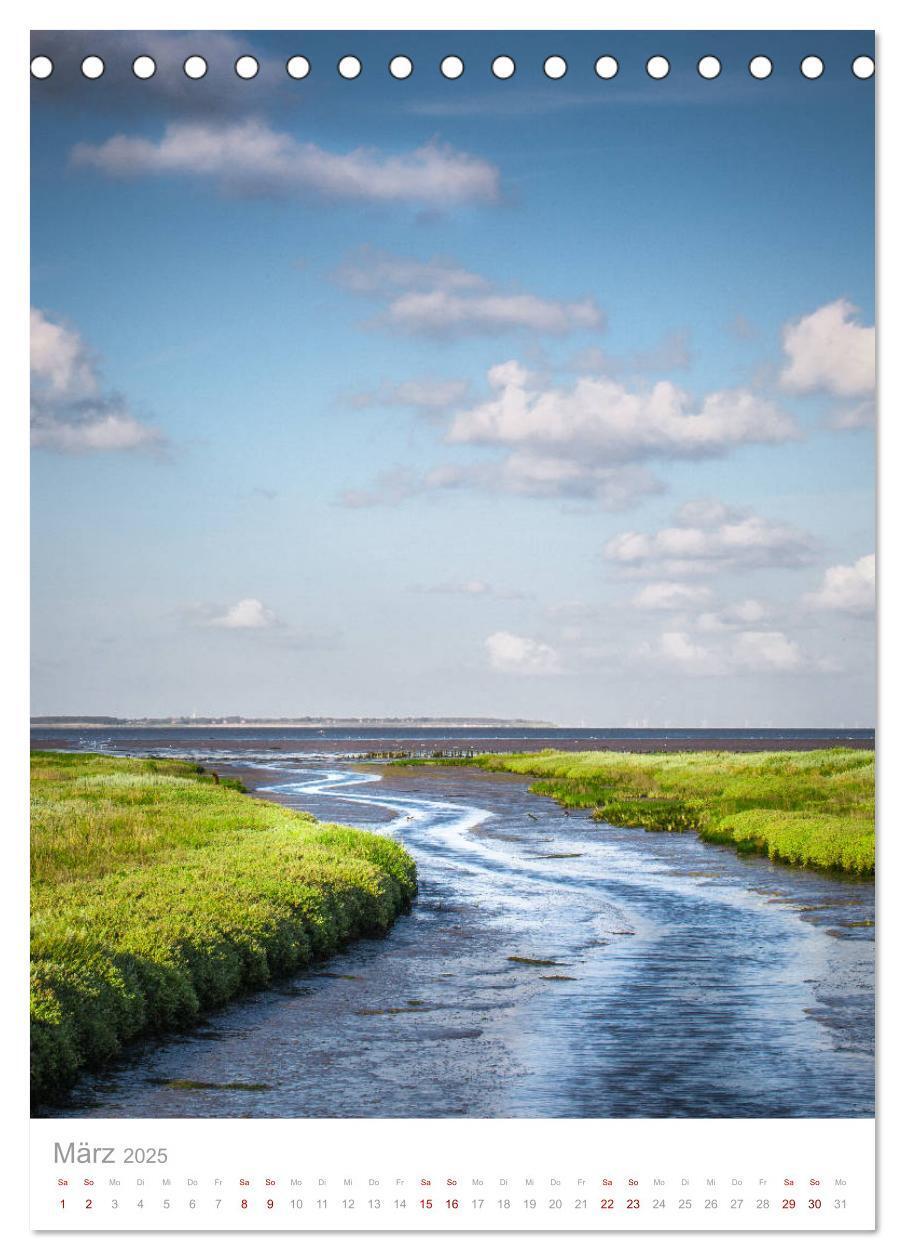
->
[30, 30, 876, 724]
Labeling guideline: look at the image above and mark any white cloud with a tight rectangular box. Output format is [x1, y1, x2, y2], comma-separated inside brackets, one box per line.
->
[335, 248, 603, 338]
[448, 361, 797, 461]
[31, 307, 98, 397]
[485, 630, 562, 676]
[385, 290, 602, 337]
[631, 582, 712, 611]
[656, 631, 722, 674]
[730, 631, 804, 672]
[440, 452, 663, 506]
[780, 299, 875, 398]
[804, 554, 875, 616]
[342, 362, 793, 511]
[206, 598, 279, 630]
[696, 599, 770, 631]
[605, 499, 817, 575]
[73, 122, 501, 207]
[31, 412, 163, 453]
[30, 309, 161, 453]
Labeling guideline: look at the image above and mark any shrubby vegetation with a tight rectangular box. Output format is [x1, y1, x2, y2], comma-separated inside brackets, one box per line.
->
[403, 748, 875, 877]
[31, 752, 416, 1101]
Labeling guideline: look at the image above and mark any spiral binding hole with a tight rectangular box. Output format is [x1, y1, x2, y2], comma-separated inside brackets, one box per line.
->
[235, 56, 259, 80]
[286, 56, 310, 80]
[80, 55, 104, 80]
[852, 55, 875, 79]
[389, 56, 413, 80]
[338, 55, 362, 80]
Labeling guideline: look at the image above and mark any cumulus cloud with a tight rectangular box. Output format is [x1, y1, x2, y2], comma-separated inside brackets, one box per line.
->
[204, 598, 279, 630]
[341, 341, 797, 514]
[605, 499, 817, 576]
[730, 631, 804, 672]
[648, 628, 814, 676]
[485, 630, 562, 676]
[780, 299, 875, 398]
[448, 361, 797, 461]
[342, 363, 792, 511]
[31, 308, 161, 453]
[655, 631, 722, 674]
[804, 554, 875, 616]
[696, 599, 770, 632]
[73, 121, 501, 207]
[186, 598, 340, 649]
[334, 247, 603, 338]
[631, 582, 712, 611]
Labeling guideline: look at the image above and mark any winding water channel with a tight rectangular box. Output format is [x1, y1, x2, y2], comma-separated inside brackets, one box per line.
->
[44, 740, 875, 1120]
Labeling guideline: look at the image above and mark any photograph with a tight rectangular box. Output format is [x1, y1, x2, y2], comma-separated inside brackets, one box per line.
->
[30, 29, 875, 1129]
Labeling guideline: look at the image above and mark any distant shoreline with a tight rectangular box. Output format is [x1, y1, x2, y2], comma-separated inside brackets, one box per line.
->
[30, 720, 875, 735]
[30, 719, 557, 730]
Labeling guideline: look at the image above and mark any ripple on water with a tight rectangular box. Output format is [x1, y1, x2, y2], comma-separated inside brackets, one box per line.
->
[52, 752, 874, 1120]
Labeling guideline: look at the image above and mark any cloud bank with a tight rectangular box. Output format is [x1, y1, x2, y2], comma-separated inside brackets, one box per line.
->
[605, 499, 817, 575]
[335, 247, 603, 338]
[73, 122, 501, 207]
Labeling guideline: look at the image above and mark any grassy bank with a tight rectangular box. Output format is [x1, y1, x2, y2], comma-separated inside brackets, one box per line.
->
[31, 752, 416, 1102]
[399, 748, 875, 876]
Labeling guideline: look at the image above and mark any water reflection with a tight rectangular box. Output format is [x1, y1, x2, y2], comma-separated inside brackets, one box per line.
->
[56, 755, 874, 1119]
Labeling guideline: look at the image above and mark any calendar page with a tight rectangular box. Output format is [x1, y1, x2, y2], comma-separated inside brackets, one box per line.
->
[27, 21, 877, 1236]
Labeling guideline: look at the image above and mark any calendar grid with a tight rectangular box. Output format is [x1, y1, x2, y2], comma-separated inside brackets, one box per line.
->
[31, 1118, 875, 1231]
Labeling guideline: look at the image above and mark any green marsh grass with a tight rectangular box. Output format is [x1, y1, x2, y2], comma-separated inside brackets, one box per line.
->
[30, 752, 416, 1101]
[395, 748, 874, 877]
